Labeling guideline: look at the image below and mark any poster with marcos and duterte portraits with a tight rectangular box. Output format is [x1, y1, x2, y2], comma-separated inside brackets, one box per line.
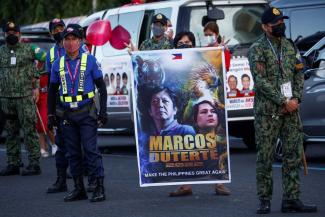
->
[131, 47, 231, 187]
[226, 57, 255, 110]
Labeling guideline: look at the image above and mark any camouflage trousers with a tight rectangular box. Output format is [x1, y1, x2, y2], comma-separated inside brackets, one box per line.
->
[0, 96, 40, 166]
[255, 112, 303, 200]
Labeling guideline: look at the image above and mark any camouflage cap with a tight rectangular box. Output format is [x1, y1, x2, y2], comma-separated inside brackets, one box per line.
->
[4, 21, 20, 32]
[152, 13, 168, 26]
[261, 7, 289, 24]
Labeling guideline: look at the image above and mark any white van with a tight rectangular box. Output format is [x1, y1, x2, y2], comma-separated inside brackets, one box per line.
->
[81, 0, 269, 148]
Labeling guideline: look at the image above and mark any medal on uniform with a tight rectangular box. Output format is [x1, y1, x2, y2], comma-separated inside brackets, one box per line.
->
[70, 102, 78, 108]
[281, 81, 293, 98]
[10, 57, 16, 65]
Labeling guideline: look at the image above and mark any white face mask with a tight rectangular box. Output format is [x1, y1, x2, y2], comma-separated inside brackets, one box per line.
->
[205, 35, 217, 45]
[165, 27, 173, 36]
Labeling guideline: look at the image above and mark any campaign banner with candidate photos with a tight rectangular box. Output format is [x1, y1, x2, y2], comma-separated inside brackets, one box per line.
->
[131, 47, 231, 187]
[101, 55, 132, 111]
[226, 57, 255, 110]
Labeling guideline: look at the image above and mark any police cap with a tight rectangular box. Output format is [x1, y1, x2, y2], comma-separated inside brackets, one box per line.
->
[152, 13, 168, 26]
[4, 22, 20, 33]
[49, 18, 65, 32]
[62, 24, 83, 39]
[261, 7, 289, 24]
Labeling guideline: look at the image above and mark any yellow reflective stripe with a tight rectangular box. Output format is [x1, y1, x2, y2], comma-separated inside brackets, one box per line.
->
[76, 95, 83, 101]
[59, 56, 68, 95]
[78, 53, 88, 92]
[59, 91, 95, 103]
[64, 97, 73, 103]
[87, 91, 94, 98]
[50, 47, 55, 63]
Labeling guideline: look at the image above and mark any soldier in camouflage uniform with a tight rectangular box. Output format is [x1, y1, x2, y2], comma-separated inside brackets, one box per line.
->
[0, 22, 42, 176]
[248, 8, 317, 214]
[139, 13, 173, 51]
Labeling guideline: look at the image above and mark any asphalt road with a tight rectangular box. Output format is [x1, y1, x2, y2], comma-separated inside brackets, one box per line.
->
[0, 135, 324, 217]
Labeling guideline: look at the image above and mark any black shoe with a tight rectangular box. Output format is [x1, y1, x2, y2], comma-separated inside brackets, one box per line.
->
[257, 200, 271, 214]
[21, 165, 41, 176]
[47, 169, 67, 193]
[281, 199, 317, 213]
[87, 177, 96, 193]
[0, 165, 20, 176]
[64, 176, 88, 202]
[90, 177, 105, 202]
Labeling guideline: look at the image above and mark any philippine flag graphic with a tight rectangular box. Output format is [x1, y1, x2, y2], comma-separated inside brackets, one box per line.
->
[172, 53, 182, 60]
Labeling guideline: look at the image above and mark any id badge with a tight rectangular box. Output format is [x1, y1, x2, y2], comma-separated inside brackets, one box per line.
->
[70, 102, 78, 108]
[281, 82, 293, 98]
[10, 57, 16, 65]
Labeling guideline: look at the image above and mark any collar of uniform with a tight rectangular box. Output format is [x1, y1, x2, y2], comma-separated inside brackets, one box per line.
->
[64, 50, 82, 61]
[151, 35, 168, 43]
[6, 42, 21, 51]
[265, 33, 282, 46]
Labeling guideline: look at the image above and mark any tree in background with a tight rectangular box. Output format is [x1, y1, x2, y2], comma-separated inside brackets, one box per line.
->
[0, 0, 132, 27]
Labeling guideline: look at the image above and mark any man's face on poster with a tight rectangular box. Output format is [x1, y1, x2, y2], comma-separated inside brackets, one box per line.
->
[242, 76, 250, 89]
[116, 74, 121, 87]
[123, 77, 127, 86]
[228, 76, 237, 91]
[149, 90, 176, 122]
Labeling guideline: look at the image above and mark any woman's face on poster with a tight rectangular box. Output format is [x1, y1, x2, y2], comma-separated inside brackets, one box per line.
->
[242, 76, 250, 89]
[196, 102, 218, 129]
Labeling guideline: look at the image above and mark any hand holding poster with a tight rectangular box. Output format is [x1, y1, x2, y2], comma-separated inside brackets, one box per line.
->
[131, 47, 231, 186]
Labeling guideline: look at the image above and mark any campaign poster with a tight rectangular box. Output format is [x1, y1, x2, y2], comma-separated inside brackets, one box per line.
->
[131, 47, 231, 187]
[226, 57, 254, 110]
[101, 55, 132, 111]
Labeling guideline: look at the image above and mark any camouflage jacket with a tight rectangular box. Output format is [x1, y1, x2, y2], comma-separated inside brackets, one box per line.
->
[248, 34, 304, 115]
[0, 43, 40, 98]
[139, 36, 173, 51]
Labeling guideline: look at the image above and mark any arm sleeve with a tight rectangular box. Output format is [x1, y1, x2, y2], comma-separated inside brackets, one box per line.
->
[248, 44, 286, 106]
[47, 83, 60, 115]
[94, 77, 107, 115]
[292, 51, 304, 103]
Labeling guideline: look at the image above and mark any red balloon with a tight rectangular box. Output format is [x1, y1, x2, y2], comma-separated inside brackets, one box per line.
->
[86, 20, 111, 46]
[109, 25, 131, 50]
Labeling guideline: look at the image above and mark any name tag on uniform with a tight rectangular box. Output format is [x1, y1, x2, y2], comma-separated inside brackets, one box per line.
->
[70, 102, 78, 108]
[281, 82, 293, 98]
[10, 57, 16, 65]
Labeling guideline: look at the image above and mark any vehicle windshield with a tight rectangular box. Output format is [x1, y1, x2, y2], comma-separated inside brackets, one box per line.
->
[188, 4, 266, 47]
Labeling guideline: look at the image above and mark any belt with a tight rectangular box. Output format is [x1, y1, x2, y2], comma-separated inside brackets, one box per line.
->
[64, 102, 94, 116]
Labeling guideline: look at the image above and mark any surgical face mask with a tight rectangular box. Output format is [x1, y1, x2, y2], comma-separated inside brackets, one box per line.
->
[53, 32, 63, 43]
[5, 34, 19, 45]
[152, 25, 165, 37]
[205, 35, 217, 45]
[63, 39, 80, 54]
[271, 23, 286, 38]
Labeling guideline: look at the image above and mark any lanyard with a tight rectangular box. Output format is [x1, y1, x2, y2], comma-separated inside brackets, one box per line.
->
[266, 37, 284, 78]
[66, 59, 80, 94]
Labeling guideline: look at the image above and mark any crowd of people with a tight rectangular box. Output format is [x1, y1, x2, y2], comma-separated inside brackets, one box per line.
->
[0, 6, 318, 213]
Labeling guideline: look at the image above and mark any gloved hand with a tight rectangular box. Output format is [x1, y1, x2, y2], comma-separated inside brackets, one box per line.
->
[97, 112, 107, 127]
[48, 115, 58, 130]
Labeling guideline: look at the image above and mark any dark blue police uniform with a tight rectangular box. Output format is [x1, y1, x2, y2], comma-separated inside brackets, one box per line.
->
[48, 24, 107, 202]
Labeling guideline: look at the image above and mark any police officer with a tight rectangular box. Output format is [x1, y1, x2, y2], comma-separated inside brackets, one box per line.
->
[0, 22, 41, 176]
[47, 24, 107, 202]
[139, 13, 173, 51]
[46, 18, 69, 194]
[248, 8, 317, 214]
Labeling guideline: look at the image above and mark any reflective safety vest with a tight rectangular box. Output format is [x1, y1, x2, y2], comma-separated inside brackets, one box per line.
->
[59, 53, 95, 103]
[50, 47, 55, 64]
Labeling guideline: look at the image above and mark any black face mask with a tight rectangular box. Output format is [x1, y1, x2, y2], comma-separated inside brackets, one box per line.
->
[177, 44, 193, 49]
[271, 23, 286, 38]
[53, 32, 63, 43]
[5, 34, 19, 45]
